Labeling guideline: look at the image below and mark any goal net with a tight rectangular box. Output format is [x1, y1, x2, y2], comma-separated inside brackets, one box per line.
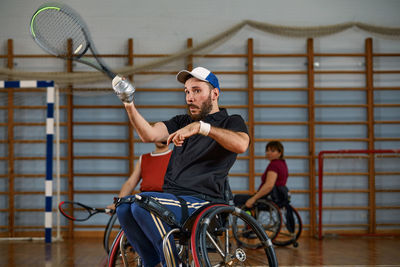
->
[317, 149, 400, 239]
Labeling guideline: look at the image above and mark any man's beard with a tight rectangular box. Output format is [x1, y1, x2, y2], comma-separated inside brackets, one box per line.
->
[187, 93, 213, 121]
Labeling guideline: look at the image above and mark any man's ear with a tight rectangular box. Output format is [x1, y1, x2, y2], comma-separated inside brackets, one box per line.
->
[212, 88, 219, 100]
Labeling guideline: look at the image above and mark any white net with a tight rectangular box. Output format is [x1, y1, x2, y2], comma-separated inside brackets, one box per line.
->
[318, 150, 400, 237]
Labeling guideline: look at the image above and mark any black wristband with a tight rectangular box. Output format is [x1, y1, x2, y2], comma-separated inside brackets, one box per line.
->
[113, 197, 121, 205]
[113, 196, 135, 208]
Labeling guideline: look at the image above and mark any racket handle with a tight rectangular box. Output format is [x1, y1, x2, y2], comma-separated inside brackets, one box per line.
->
[112, 75, 135, 103]
[105, 208, 113, 214]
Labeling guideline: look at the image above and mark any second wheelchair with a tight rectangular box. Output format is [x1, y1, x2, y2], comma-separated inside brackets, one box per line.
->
[232, 197, 302, 248]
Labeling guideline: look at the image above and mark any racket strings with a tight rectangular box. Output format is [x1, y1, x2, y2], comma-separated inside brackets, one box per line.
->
[33, 8, 88, 57]
[30, 3, 115, 78]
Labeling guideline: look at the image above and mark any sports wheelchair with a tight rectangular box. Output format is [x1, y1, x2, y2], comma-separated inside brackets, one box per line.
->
[232, 188, 302, 248]
[107, 194, 279, 267]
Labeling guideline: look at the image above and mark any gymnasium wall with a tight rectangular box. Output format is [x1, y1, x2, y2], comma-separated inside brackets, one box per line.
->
[0, 0, 399, 237]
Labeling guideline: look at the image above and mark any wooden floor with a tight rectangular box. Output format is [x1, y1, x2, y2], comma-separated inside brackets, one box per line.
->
[1, 235, 400, 266]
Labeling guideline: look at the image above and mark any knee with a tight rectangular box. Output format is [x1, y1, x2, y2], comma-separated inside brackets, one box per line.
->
[130, 204, 149, 220]
[116, 203, 132, 224]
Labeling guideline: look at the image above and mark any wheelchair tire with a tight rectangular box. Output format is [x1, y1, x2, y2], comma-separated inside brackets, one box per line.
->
[232, 199, 281, 249]
[191, 204, 278, 267]
[103, 212, 119, 254]
[273, 204, 302, 247]
[108, 229, 142, 267]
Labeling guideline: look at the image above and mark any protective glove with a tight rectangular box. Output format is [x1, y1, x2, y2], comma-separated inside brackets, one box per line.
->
[112, 75, 135, 103]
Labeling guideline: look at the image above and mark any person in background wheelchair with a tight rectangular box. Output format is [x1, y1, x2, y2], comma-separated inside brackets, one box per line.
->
[112, 67, 250, 267]
[233, 141, 290, 211]
[232, 141, 300, 248]
[107, 142, 172, 211]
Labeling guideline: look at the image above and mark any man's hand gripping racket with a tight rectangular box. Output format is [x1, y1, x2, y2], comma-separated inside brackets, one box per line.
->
[30, 2, 135, 103]
[112, 76, 135, 103]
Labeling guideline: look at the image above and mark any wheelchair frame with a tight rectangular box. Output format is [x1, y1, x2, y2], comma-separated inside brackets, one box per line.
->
[272, 202, 302, 247]
[232, 198, 302, 248]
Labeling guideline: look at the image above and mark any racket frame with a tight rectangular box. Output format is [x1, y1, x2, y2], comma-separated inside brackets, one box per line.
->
[58, 200, 112, 221]
[30, 2, 116, 79]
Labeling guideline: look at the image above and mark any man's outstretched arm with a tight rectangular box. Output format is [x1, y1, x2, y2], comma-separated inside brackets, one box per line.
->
[112, 77, 169, 143]
[124, 102, 169, 143]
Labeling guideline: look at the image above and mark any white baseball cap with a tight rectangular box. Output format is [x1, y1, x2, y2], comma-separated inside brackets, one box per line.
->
[176, 67, 220, 91]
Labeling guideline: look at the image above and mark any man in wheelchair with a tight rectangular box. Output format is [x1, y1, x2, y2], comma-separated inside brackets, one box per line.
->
[112, 67, 250, 267]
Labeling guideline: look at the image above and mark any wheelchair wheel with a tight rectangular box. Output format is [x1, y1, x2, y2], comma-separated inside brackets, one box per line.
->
[108, 229, 142, 267]
[273, 204, 302, 247]
[232, 200, 281, 249]
[104, 212, 119, 254]
[191, 204, 278, 267]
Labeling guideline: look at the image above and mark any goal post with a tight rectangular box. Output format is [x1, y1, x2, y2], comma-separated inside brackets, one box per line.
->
[317, 149, 400, 239]
[0, 80, 61, 243]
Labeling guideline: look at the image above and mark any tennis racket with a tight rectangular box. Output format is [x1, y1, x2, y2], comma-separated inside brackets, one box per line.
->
[59, 201, 114, 222]
[30, 2, 116, 78]
[30, 2, 135, 100]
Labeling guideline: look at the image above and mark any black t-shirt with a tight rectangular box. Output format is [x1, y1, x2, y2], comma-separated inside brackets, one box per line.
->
[162, 108, 249, 200]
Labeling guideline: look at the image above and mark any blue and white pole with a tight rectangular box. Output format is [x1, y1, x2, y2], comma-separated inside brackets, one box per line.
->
[45, 82, 55, 243]
[0, 80, 55, 243]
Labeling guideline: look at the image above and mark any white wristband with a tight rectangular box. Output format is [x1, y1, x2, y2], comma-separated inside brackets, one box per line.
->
[199, 121, 211, 136]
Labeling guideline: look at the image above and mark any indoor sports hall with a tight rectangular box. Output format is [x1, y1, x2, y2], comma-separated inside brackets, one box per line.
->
[0, 0, 399, 266]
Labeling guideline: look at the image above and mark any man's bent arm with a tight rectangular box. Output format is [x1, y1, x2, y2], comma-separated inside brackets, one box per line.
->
[107, 160, 142, 209]
[118, 160, 142, 197]
[168, 122, 249, 154]
[208, 126, 249, 154]
[124, 102, 169, 142]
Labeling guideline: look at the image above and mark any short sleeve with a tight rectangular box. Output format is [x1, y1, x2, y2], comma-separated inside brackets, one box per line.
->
[162, 114, 191, 134]
[225, 115, 248, 134]
[267, 160, 280, 173]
